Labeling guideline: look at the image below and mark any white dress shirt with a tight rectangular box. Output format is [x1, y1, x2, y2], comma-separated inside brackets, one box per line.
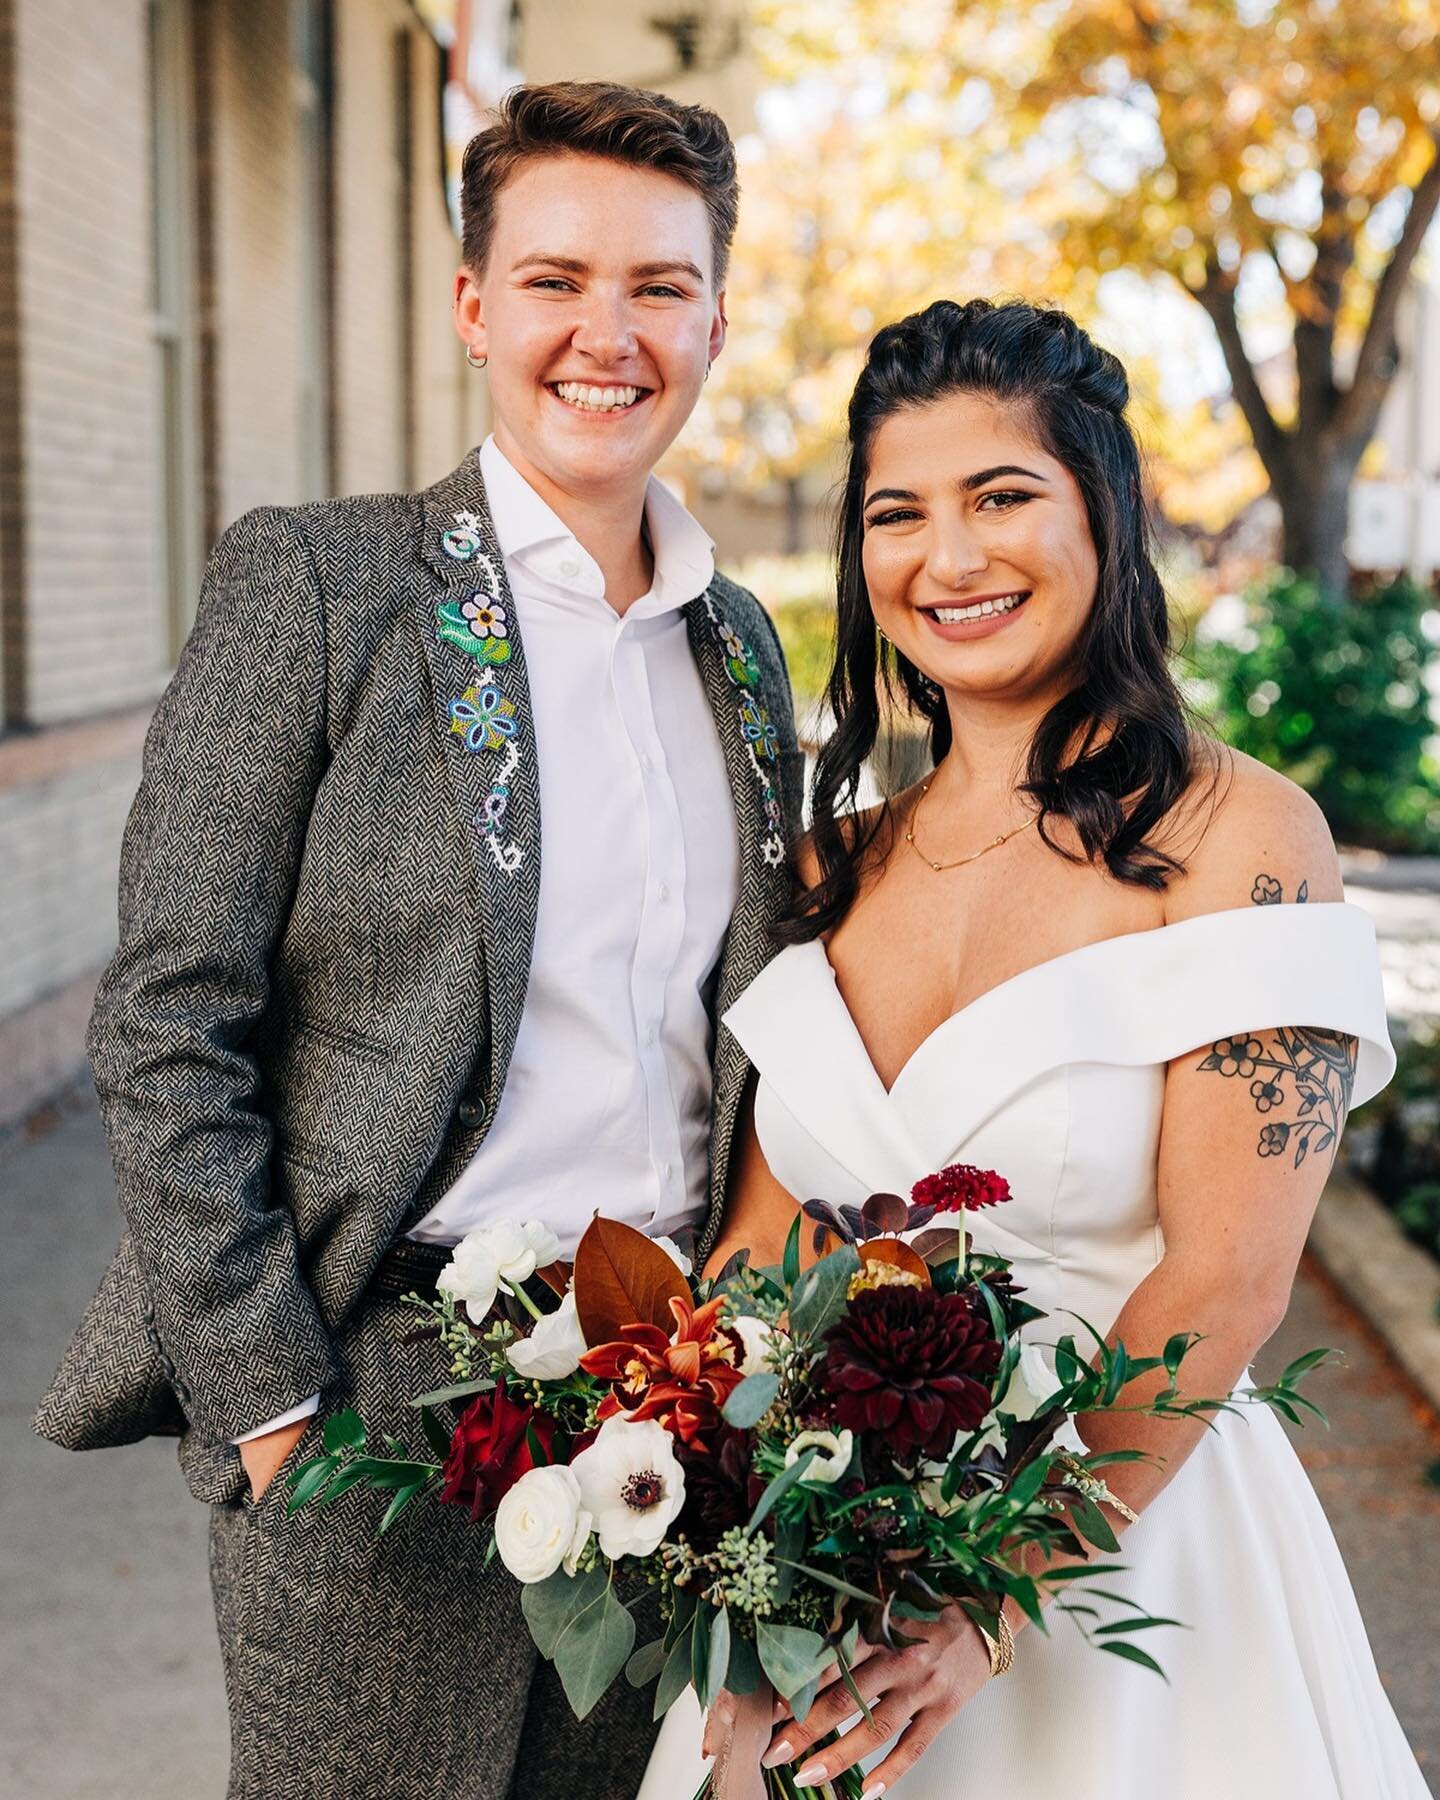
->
[236, 437, 740, 1443]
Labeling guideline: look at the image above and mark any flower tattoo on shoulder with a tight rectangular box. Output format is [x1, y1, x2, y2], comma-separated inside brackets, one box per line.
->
[1251, 871, 1309, 906]
[1199, 1025, 1358, 1169]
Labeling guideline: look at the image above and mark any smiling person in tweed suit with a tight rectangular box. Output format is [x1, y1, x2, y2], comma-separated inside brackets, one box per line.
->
[35, 82, 802, 1799]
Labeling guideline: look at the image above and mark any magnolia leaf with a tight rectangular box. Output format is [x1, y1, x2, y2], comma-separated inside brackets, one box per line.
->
[857, 1237, 931, 1285]
[723, 1372, 781, 1429]
[534, 1259, 573, 1298]
[573, 1215, 688, 1344]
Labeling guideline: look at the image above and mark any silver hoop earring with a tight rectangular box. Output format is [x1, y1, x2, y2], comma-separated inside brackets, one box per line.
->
[704, 362, 712, 383]
[465, 346, 488, 370]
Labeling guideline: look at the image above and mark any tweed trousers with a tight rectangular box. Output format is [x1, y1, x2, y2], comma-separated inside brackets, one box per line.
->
[209, 1292, 661, 1800]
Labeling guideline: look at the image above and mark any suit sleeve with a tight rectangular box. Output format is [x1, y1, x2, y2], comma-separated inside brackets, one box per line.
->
[86, 506, 341, 1442]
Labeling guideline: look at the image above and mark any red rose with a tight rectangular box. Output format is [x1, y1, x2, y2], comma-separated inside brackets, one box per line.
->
[438, 1379, 554, 1523]
[910, 1164, 1011, 1213]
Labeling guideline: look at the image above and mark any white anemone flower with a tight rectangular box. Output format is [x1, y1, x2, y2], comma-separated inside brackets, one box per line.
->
[507, 1289, 588, 1381]
[571, 1416, 686, 1559]
[784, 1427, 854, 1484]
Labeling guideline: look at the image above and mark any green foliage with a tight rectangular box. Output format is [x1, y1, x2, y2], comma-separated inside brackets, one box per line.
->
[1354, 1026, 1440, 1260]
[1186, 571, 1440, 853]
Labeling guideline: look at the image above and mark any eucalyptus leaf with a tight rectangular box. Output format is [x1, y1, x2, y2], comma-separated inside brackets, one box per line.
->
[691, 1599, 713, 1699]
[625, 1639, 669, 1688]
[704, 1607, 732, 1709]
[553, 1581, 636, 1719]
[723, 1629, 762, 1696]
[410, 1378, 495, 1408]
[745, 1446, 817, 1534]
[755, 1621, 834, 1701]
[654, 1619, 695, 1719]
[522, 1568, 607, 1658]
[788, 1246, 860, 1342]
[723, 1372, 780, 1429]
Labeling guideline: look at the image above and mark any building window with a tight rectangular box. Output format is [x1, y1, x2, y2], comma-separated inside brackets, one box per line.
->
[147, 0, 203, 658]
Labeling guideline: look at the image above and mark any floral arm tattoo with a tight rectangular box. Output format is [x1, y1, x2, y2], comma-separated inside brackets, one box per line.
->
[1198, 872, 1358, 1168]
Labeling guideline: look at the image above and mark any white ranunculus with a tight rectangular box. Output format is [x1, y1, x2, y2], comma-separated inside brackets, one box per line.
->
[571, 1416, 686, 1559]
[436, 1235, 501, 1323]
[731, 1313, 780, 1378]
[494, 1465, 586, 1584]
[652, 1236, 694, 1278]
[507, 1290, 588, 1381]
[784, 1427, 854, 1484]
[437, 1218, 562, 1324]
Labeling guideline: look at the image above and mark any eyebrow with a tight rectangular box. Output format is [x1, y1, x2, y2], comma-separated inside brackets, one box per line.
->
[510, 253, 705, 283]
[863, 465, 1050, 508]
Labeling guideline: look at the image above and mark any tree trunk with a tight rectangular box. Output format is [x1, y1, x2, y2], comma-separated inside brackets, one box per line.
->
[1271, 440, 1363, 603]
[783, 475, 805, 555]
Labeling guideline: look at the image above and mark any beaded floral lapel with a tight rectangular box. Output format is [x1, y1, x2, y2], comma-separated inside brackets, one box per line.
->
[698, 593, 786, 869]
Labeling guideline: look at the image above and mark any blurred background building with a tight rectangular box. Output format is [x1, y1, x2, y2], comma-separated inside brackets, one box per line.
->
[0, 0, 1437, 1126]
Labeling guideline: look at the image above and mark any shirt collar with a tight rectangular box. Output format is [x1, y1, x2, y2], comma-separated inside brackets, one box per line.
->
[478, 435, 714, 618]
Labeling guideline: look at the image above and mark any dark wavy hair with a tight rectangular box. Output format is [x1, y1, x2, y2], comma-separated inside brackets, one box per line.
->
[784, 297, 1197, 941]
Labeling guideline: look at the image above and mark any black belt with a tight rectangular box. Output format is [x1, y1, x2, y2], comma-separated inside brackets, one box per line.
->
[367, 1237, 453, 1302]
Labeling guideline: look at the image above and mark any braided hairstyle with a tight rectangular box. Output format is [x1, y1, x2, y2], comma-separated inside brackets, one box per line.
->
[783, 297, 1197, 942]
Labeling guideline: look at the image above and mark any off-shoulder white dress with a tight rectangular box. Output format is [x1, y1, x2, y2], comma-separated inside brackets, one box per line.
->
[639, 904, 1430, 1798]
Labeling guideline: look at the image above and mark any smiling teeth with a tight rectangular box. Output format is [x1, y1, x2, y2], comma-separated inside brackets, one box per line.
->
[554, 382, 641, 410]
[932, 592, 1028, 623]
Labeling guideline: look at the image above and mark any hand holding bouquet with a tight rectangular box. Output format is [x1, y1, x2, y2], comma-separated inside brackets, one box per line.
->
[290, 1172, 1328, 1798]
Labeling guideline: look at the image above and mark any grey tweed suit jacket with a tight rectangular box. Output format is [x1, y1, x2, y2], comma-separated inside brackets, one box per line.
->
[34, 450, 803, 1499]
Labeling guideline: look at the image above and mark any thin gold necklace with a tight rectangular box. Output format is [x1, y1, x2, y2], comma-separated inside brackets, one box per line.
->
[904, 779, 1038, 873]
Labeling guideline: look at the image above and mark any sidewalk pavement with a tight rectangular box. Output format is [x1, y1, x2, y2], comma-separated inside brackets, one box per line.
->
[4, 1090, 1438, 1796]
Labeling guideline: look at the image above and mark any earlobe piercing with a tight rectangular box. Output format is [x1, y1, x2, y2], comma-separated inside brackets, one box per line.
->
[465, 345, 488, 370]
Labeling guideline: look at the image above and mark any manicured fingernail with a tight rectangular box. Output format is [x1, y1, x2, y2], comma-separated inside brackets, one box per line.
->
[861, 1784, 887, 1800]
[760, 1739, 792, 1769]
[795, 1764, 825, 1787]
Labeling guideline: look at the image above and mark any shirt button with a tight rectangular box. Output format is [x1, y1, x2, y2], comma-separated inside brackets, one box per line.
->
[560, 557, 579, 577]
[663, 1163, 675, 1181]
[658, 883, 671, 902]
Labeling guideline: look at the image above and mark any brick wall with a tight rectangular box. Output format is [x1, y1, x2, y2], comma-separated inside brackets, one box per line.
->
[14, 0, 167, 725]
[0, 0, 486, 1119]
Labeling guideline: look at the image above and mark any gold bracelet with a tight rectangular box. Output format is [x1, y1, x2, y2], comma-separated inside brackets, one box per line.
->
[983, 1609, 1016, 1678]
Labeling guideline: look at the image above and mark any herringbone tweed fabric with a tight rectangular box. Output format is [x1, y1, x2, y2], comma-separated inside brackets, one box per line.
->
[211, 1289, 663, 1800]
[34, 449, 802, 1499]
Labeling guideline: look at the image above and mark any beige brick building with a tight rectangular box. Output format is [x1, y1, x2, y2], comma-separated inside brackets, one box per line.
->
[0, 0, 757, 1123]
[0, 0, 496, 1119]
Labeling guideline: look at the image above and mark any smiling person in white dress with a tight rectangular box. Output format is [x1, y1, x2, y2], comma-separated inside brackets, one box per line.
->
[641, 297, 1427, 1798]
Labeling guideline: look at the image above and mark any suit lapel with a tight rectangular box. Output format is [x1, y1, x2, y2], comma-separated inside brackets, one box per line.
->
[418, 452, 542, 1093]
[685, 587, 793, 1252]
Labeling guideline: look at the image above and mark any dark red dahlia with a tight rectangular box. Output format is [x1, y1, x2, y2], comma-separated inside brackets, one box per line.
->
[822, 1284, 1001, 1457]
[675, 1426, 762, 1553]
[910, 1164, 1011, 1213]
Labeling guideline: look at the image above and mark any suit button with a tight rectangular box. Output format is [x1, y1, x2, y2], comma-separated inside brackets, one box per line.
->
[457, 1099, 486, 1129]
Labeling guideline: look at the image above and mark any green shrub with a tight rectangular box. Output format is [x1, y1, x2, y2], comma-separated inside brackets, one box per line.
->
[728, 553, 838, 731]
[1353, 1028, 1440, 1262]
[1184, 570, 1440, 852]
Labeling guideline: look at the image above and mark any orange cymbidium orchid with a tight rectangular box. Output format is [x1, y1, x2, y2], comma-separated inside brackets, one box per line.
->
[578, 1292, 745, 1447]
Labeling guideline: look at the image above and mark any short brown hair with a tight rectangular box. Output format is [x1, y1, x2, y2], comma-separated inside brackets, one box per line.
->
[460, 81, 739, 287]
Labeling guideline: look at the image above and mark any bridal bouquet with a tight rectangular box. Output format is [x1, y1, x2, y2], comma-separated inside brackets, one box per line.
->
[289, 1171, 1327, 1800]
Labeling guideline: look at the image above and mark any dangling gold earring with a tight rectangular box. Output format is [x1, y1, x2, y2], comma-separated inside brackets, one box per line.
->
[704, 361, 712, 382]
[465, 345, 488, 370]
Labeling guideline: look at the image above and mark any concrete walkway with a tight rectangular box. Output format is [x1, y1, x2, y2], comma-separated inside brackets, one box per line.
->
[3, 1091, 1438, 1796]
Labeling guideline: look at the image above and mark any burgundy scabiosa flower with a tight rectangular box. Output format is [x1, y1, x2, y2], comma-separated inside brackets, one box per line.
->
[910, 1163, 1011, 1213]
[822, 1283, 1001, 1457]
